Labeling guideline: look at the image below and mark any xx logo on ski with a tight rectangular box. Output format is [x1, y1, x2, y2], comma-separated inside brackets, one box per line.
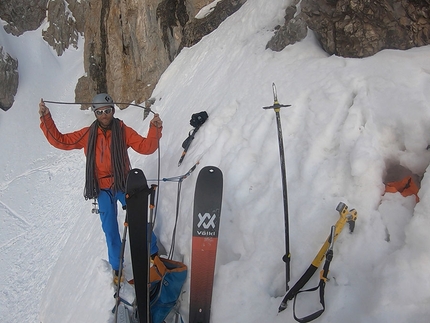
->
[197, 213, 216, 229]
[195, 212, 219, 237]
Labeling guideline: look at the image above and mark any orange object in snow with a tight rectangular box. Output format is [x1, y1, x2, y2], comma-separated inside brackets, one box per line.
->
[385, 175, 420, 202]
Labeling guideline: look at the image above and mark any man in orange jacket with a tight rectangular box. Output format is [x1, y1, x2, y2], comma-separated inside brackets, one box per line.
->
[39, 93, 162, 283]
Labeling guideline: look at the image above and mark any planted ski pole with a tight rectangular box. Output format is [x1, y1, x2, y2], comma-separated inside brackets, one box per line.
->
[262, 83, 291, 291]
[145, 184, 157, 321]
[113, 206, 129, 323]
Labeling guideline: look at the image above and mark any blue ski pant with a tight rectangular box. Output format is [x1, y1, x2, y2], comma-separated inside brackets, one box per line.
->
[98, 189, 159, 271]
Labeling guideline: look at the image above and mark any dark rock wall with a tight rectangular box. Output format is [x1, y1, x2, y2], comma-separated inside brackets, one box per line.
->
[0, 47, 19, 111]
[1, 0, 430, 110]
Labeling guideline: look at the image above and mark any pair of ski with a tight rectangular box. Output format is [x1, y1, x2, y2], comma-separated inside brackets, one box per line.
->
[115, 166, 223, 323]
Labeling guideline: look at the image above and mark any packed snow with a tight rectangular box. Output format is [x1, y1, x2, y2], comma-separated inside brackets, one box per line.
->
[1, 0, 430, 322]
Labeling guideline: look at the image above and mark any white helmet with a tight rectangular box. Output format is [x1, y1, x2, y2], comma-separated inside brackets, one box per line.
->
[91, 93, 114, 111]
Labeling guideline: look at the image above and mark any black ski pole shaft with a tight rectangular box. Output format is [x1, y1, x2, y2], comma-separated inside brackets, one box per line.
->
[149, 184, 157, 225]
[114, 210, 129, 322]
[263, 83, 291, 292]
[145, 185, 157, 323]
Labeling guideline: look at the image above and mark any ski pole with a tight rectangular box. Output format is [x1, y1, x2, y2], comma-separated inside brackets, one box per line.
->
[114, 206, 129, 323]
[149, 184, 158, 227]
[262, 83, 291, 292]
[145, 184, 157, 322]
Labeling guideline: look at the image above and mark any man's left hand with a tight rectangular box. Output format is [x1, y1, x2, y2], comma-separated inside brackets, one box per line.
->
[150, 113, 163, 128]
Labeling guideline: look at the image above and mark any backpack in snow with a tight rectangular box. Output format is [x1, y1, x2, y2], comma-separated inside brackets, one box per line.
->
[149, 255, 187, 323]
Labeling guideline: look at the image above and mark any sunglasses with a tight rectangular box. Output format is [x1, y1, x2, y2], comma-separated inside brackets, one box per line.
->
[94, 107, 113, 116]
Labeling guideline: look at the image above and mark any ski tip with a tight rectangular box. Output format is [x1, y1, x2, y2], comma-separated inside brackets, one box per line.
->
[201, 165, 222, 176]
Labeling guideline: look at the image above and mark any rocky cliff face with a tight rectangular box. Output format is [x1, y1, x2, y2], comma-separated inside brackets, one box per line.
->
[267, 0, 430, 58]
[74, 0, 246, 108]
[1, 0, 430, 110]
[0, 47, 19, 111]
[0, 0, 48, 36]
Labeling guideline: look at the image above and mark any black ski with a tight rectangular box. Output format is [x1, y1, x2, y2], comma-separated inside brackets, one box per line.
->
[126, 168, 152, 323]
[189, 166, 223, 323]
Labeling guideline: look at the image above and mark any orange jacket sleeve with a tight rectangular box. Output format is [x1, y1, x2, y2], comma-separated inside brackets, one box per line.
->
[124, 123, 161, 155]
[40, 113, 89, 151]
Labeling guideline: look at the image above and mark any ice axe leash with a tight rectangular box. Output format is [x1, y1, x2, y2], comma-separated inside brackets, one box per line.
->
[278, 202, 358, 322]
[292, 225, 335, 323]
[262, 83, 292, 291]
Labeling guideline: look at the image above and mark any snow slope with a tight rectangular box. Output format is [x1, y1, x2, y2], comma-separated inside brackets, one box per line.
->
[1, 0, 430, 322]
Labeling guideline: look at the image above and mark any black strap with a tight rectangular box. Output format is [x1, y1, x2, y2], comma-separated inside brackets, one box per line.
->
[292, 235, 334, 323]
[292, 280, 326, 323]
[126, 185, 151, 199]
[181, 126, 200, 150]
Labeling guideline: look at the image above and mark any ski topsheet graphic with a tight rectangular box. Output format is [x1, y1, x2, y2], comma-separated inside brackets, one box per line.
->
[189, 166, 223, 323]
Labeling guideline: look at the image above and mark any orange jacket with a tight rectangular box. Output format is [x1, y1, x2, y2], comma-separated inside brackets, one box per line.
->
[385, 175, 420, 202]
[40, 113, 161, 189]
